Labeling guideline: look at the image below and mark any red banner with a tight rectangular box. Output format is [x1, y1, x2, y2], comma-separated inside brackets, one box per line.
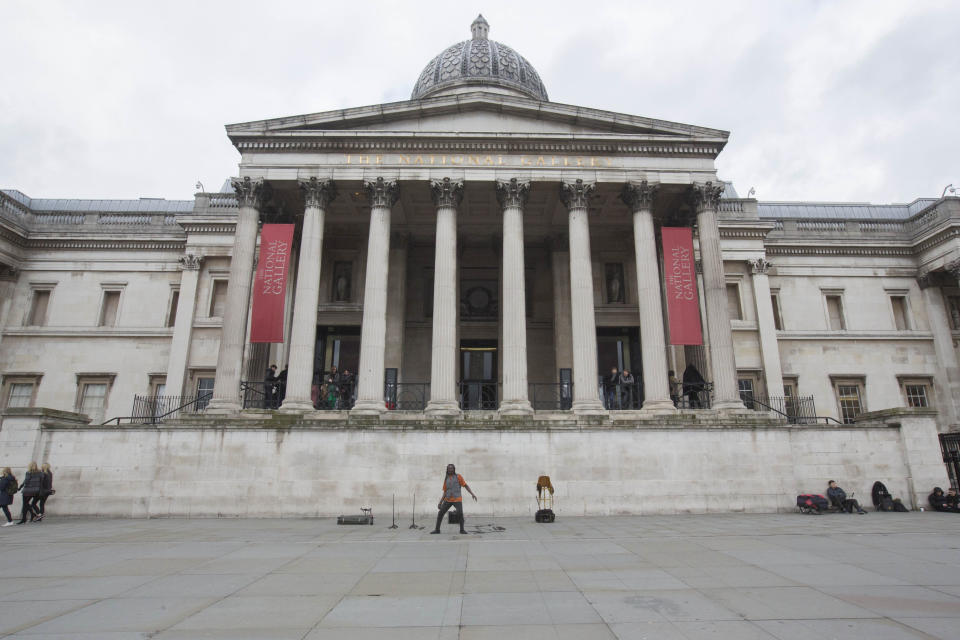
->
[250, 224, 294, 343]
[661, 227, 703, 345]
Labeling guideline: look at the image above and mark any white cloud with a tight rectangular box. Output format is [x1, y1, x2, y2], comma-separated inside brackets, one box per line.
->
[0, 0, 956, 203]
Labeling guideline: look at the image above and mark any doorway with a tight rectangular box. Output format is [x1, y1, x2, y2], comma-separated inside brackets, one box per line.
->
[460, 339, 498, 410]
[596, 327, 642, 409]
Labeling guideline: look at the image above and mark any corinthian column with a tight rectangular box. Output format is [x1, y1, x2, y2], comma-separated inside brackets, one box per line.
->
[281, 178, 337, 412]
[689, 182, 743, 410]
[207, 177, 265, 413]
[425, 178, 463, 416]
[560, 179, 604, 414]
[621, 181, 675, 412]
[165, 254, 203, 398]
[497, 178, 534, 415]
[748, 257, 784, 400]
[352, 178, 399, 415]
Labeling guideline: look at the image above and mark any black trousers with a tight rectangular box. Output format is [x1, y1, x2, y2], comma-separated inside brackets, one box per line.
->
[38, 494, 49, 515]
[1, 505, 10, 522]
[435, 500, 465, 531]
[18, 495, 38, 523]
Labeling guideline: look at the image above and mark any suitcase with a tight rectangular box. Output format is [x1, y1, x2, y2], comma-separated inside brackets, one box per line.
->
[535, 509, 555, 523]
[796, 494, 829, 514]
[447, 510, 461, 524]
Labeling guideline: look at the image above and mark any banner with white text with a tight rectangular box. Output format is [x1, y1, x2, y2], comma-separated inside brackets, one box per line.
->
[661, 227, 703, 345]
[250, 224, 294, 343]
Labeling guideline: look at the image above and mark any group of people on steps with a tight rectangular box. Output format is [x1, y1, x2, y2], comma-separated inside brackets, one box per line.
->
[0, 462, 54, 526]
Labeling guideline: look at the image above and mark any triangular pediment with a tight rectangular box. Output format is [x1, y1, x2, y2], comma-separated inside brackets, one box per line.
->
[226, 92, 728, 144]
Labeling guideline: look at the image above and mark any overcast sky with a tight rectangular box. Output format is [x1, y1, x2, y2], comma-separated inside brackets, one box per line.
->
[1, 0, 957, 203]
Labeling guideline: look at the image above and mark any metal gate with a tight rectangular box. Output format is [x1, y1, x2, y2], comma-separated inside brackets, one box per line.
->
[939, 432, 960, 489]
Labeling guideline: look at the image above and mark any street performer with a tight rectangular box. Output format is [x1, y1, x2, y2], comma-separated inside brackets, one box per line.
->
[431, 463, 477, 535]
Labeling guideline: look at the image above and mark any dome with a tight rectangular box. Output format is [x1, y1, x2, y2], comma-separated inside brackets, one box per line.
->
[411, 15, 549, 102]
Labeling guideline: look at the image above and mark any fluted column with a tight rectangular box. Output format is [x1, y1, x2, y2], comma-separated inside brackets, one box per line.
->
[497, 178, 534, 415]
[425, 178, 463, 416]
[622, 181, 675, 412]
[560, 179, 605, 414]
[690, 182, 743, 410]
[352, 178, 399, 415]
[207, 177, 265, 413]
[281, 178, 337, 411]
[748, 258, 784, 400]
[165, 254, 203, 397]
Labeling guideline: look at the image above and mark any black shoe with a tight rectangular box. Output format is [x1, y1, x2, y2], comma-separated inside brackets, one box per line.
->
[430, 530, 440, 534]
[858, 510, 867, 514]
[459, 530, 468, 534]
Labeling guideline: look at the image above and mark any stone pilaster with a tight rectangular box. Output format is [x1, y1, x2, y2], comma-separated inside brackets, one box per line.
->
[352, 178, 399, 415]
[426, 178, 463, 416]
[560, 179, 604, 414]
[689, 181, 743, 410]
[165, 254, 203, 397]
[748, 257, 784, 400]
[207, 177, 265, 413]
[917, 272, 960, 428]
[281, 178, 337, 411]
[496, 178, 533, 415]
[621, 181, 675, 412]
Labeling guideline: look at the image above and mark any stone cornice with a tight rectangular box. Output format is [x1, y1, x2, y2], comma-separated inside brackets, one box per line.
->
[766, 245, 914, 257]
[24, 239, 186, 250]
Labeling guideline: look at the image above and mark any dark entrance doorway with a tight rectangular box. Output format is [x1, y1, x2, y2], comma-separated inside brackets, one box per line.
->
[596, 327, 642, 409]
[314, 326, 360, 408]
[460, 339, 498, 410]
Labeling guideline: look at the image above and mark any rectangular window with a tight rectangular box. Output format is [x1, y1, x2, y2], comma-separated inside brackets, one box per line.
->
[99, 290, 121, 327]
[196, 376, 215, 410]
[726, 283, 742, 320]
[835, 381, 864, 424]
[209, 280, 228, 318]
[825, 294, 845, 330]
[28, 290, 50, 326]
[783, 378, 798, 417]
[771, 292, 783, 330]
[6, 383, 34, 408]
[904, 384, 928, 408]
[890, 295, 909, 330]
[79, 383, 108, 420]
[166, 289, 180, 327]
[737, 377, 755, 405]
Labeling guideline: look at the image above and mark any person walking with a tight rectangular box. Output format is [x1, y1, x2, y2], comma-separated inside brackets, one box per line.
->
[0, 468, 16, 526]
[16, 462, 42, 524]
[36, 463, 54, 521]
[431, 464, 477, 535]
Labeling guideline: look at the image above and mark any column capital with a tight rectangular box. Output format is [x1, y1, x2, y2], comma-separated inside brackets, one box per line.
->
[0, 264, 19, 280]
[495, 178, 530, 209]
[363, 177, 400, 209]
[946, 258, 960, 280]
[299, 177, 337, 209]
[430, 177, 464, 208]
[559, 179, 595, 211]
[687, 181, 725, 215]
[917, 272, 937, 290]
[620, 180, 659, 212]
[748, 257, 773, 275]
[231, 177, 266, 209]
[178, 254, 204, 271]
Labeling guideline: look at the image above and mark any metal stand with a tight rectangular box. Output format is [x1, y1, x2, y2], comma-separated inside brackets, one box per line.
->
[388, 494, 398, 529]
[409, 493, 423, 529]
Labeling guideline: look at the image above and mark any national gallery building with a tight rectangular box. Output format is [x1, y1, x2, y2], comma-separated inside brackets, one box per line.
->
[0, 17, 956, 516]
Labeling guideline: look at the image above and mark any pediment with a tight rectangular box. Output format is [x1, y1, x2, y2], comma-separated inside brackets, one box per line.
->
[226, 92, 729, 144]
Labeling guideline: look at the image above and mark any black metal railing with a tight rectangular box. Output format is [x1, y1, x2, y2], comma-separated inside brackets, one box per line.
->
[241, 381, 274, 409]
[103, 393, 213, 425]
[940, 433, 960, 490]
[674, 382, 713, 409]
[599, 381, 643, 410]
[385, 382, 429, 411]
[460, 381, 499, 410]
[740, 393, 841, 424]
[529, 382, 573, 410]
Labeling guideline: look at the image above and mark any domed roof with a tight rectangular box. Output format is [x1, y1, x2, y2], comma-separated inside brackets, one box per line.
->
[411, 15, 549, 102]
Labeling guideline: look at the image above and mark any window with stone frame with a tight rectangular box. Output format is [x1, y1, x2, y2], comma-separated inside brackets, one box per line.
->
[770, 290, 784, 330]
[26, 286, 53, 326]
[898, 377, 933, 408]
[888, 293, 911, 330]
[194, 373, 215, 410]
[208, 279, 228, 318]
[824, 292, 846, 330]
[166, 287, 180, 327]
[726, 282, 743, 320]
[737, 371, 761, 408]
[832, 377, 865, 424]
[98, 288, 123, 327]
[75, 374, 115, 423]
[2, 374, 41, 409]
[782, 377, 799, 416]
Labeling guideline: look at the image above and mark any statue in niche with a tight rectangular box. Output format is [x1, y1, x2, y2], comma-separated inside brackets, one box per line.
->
[606, 263, 625, 303]
[333, 261, 352, 302]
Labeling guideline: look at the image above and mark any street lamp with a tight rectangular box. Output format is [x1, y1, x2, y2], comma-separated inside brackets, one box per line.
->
[943, 183, 956, 198]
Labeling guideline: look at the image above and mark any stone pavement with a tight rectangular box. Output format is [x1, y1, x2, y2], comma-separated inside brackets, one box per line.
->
[0, 513, 958, 639]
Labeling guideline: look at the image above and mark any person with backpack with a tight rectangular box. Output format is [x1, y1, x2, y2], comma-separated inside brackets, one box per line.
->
[827, 480, 866, 514]
[16, 462, 43, 525]
[0, 468, 16, 526]
[36, 463, 55, 521]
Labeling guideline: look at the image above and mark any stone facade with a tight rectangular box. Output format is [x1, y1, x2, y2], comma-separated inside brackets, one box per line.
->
[0, 17, 956, 515]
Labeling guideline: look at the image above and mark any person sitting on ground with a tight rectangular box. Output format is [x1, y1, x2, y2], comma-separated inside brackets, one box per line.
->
[929, 487, 959, 512]
[827, 480, 866, 514]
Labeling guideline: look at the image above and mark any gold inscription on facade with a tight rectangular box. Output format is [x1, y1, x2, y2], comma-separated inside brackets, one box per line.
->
[344, 154, 613, 168]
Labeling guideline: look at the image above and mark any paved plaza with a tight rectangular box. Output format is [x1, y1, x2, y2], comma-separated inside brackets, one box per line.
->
[0, 512, 958, 639]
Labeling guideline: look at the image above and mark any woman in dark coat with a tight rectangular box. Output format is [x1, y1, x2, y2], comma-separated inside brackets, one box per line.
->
[17, 462, 42, 524]
[37, 463, 54, 521]
[0, 467, 16, 526]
